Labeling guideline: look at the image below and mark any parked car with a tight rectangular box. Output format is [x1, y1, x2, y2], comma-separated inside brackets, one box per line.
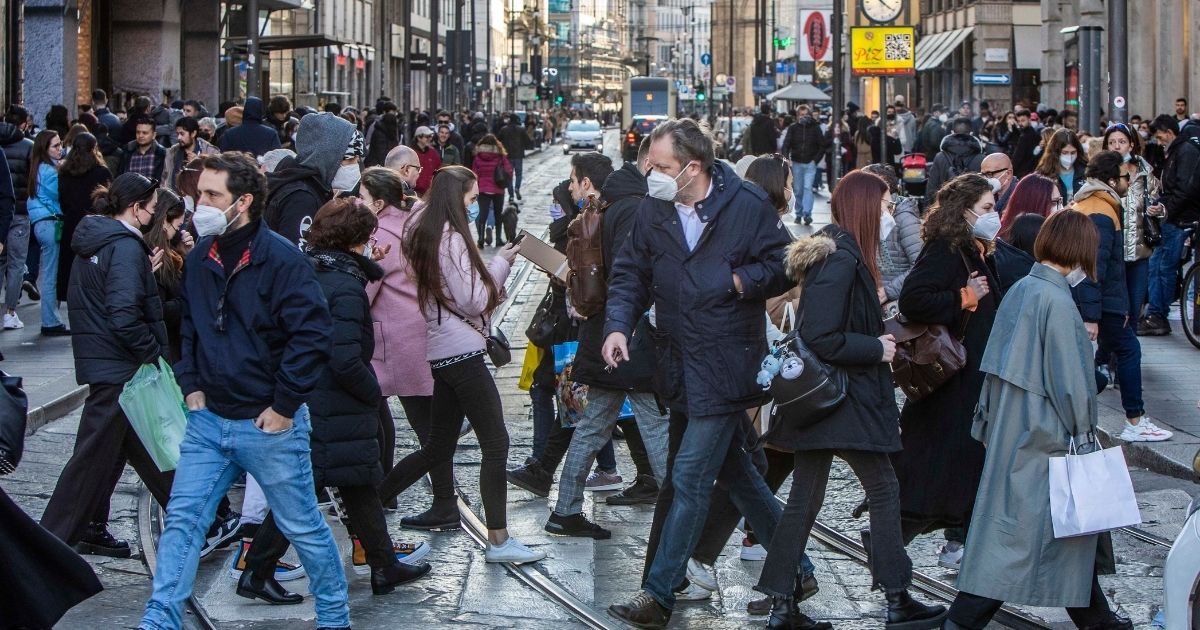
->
[562, 119, 604, 154]
[622, 115, 667, 162]
[1163, 448, 1200, 629]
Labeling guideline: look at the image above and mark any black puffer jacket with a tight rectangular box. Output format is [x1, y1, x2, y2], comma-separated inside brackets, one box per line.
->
[573, 162, 656, 391]
[781, 116, 828, 164]
[307, 249, 385, 488]
[67, 215, 166, 385]
[925, 133, 985, 204]
[0, 122, 33, 214]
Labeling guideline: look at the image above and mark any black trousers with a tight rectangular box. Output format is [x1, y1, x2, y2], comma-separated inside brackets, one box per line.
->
[693, 446, 792, 565]
[618, 417, 654, 480]
[247, 484, 394, 578]
[40, 383, 174, 544]
[948, 573, 1113, 629]
[757, 449, 913, 596]
[378, 355, 510, 529]
[379, 395, 457, 502]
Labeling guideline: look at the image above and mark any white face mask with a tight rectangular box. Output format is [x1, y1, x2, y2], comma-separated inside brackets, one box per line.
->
[183, 196, 195, 213]
[986, 177, 1003, 193]
[938, 113, 949, 123]
[969, 210, 1001, 241]
[1059, 154, 1077, 169]
[646, 161, 696, 202]
[360, 243, 372, 257]
[331, 163, 361, 191]
[193, 200, 242, 238]
[1066, 266, 1087, 287]
[880, 211, 897, 241]
[785, 191, 796, 216]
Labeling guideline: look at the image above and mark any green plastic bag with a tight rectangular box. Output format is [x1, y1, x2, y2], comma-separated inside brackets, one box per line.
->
[119, 357, 188, 472]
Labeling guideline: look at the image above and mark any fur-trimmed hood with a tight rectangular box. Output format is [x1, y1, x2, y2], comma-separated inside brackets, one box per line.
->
[784, 233, 837, 284]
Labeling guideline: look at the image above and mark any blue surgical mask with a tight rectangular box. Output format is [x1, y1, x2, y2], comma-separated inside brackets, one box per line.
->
[467, 201, 480, 222]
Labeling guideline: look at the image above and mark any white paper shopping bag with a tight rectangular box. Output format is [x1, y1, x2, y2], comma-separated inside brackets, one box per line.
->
[1049, 443, 1141, 538]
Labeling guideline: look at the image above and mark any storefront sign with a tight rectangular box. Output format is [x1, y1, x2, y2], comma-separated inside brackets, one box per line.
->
[850, 27, 916, 76]
[985, 48, 1009, 63]
[799, 11, 832, 62]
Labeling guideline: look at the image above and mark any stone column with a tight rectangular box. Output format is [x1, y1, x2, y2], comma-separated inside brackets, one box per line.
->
[1126, 0, 1155, 119]
[23, 0, 79, 125]
[1040, 0, 1064, 110]
[181, 0, 220, 107]
[1190, 0, 1200, 116]
[109, 0, 182, 100]
[971, 1, 1014, 113]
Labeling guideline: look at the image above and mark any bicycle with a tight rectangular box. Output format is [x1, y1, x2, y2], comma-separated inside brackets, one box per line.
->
[1176, 221, 1200, 349]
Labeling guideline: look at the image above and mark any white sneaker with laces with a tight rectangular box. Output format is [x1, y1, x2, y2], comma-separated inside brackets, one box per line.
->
[3, 313, 22, 330]
[937, 541, 963, 570]
[584, 469, 624, 491]
[674, 581, 713, 601]
[484, 536, 546, 564]
[1120, 417, 1172, 442]
[740, 538, 768, 561]
[687, 558, 717, 592]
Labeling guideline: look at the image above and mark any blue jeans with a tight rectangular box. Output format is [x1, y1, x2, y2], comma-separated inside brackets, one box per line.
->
[1097, 312, 1144, 418]
[508, 158, 524, 196]
[32, 219, 62, 328]
[1126, 258, 1149, 319]
[530, 381, 556, 461]
[140, 406, 348, 630]
[1147, 221, 1186, 319]
[791, 161, 819, 220]
[643, 411, 783, 609]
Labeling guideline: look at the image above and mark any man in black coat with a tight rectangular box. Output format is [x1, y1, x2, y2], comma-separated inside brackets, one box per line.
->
[0, 115, 35, 322]
[781, 104, 828, 225]
[1141, 114, 1200, 336]
[924, 118, 986, 205]
[219, 96, 282, 157]
[264, 112, 359, 248]
[747, 102, 780, 156]
[497, 114, 529, 199]
[1009, 109, 1042, 177]
[602, 119, 793, 628]
[117, 119, 167, 181]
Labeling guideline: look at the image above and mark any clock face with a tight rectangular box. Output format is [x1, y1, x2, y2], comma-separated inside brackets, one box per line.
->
[862, 0, 903, 23]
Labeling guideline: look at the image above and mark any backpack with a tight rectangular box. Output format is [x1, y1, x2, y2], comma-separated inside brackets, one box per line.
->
[493, 161, 509, 189]
[566, 195, 607, 318]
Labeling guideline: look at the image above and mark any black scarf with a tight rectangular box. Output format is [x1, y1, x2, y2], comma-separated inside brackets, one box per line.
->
[309, 248, 383, 285]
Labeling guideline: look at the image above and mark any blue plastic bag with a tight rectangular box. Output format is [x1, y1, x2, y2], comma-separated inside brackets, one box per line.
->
[118, 358, 188, 472]
[553, 341, 578, 374]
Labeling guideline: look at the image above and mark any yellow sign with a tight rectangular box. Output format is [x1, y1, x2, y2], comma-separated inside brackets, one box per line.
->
[850, 27, 916, 76]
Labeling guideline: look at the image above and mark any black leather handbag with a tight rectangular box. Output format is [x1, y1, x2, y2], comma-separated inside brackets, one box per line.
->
[761, 302, 847, 430]
[0, 370, 29, 475]
[445, 305, 512, 368]
[525, 290, 560, 348]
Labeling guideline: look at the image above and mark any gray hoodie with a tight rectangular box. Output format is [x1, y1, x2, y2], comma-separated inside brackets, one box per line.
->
[295, 112, 356, 187]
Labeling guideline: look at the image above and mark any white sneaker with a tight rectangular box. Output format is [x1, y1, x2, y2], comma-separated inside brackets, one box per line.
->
[1120, 417, 1173, 442]
[674, 580, 713, 601]
[687, 558, 717, 592]
[584, 469, 624, 491]
[484, 536, 546, 564]
[740, 537, 768, 561]
[937, 541, 963, 570]
[2, 313, 22, 330]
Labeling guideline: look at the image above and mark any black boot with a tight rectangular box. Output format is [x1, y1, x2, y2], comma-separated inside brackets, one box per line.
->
[884, 590, 947, 629]
[401, 498, 461, 531]
[371, 561, 432, 595]
[766, 595, 833, 630]
[236, 571, 303, 605]
[73, 522, 132, 558]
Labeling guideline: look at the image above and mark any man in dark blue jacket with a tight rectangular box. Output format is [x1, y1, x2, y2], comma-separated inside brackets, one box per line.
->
[139, 152, 348, 630]
[218, 96, 282, 157]
[601, 118, 794, 628]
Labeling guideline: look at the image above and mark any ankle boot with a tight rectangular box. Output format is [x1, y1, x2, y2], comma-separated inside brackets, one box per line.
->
[767, 595, 833, 630]
[370, 561, 432, 595]
[884, 590, 947, 629]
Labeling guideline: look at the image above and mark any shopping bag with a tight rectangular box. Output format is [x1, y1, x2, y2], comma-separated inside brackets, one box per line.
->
[1048, 440, 1141, 538]
[556, 364, 589, 428]
[553, 341, 578, 374]
[518, 345, 544, 391]
[119, 358, 188, 472]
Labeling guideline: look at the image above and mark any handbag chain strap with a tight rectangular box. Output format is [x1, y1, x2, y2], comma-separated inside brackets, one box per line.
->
[438, 301, 491, 340]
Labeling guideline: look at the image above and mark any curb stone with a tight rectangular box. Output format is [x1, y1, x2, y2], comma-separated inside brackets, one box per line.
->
[25, 384, 89, 434]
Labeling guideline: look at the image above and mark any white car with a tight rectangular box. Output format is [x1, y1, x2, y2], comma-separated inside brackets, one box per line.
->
[1163, 450, 1200, 629]
[562, 120, 604, 154]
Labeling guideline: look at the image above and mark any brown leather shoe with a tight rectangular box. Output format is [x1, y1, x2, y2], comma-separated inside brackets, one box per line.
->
[607, 590, 671, 629]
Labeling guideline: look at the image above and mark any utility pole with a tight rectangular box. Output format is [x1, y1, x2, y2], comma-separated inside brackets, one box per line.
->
[430, 0, 440, 110]
[1108, 0, 1127, 123]
[727, 0, 733, 134]
[830, 0, 843, 189]
[403, 0, 413, 137]
[246, 0, 259, 99]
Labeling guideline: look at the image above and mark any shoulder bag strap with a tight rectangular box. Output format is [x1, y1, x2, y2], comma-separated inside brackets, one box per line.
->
[438, 300, 490, 341]
[955, 248, 977, 341]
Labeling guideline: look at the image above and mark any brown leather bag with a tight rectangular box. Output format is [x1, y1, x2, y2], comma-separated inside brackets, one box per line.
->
[886, 249, 974, 402]
[565, 195, 607, 318]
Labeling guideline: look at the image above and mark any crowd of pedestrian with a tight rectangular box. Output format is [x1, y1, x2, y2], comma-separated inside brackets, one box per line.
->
[0, 83, 1195, 630]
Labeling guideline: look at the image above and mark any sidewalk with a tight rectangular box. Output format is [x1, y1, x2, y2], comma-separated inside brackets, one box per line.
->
[1, 300, 89, 431]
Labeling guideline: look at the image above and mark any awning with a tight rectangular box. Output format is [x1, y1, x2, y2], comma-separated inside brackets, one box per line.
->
[766, 82, 831, 102]
[224, 34, 347, 53]
[224, 0, 314, 10]
[913, 30, 950, 70]
[917, 26, 974, 71]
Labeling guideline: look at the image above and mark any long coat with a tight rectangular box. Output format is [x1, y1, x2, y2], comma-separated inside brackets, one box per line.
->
[957, 263, 1100, 607]
[893, 237, 999, 529]
[367, 203, 434, 397]
[57, 164, 111, 299]
[604, 160, 793, 417]
[773, 226, 901, 452]
[308, 249, 385, 488]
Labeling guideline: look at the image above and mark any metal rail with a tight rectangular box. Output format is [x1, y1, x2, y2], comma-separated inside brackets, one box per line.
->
[1117, 525, 1176, 549]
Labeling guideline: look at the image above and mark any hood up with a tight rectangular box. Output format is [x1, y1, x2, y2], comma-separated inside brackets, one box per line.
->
[293, 112, 356, 188]
[242, 97, 265, 123]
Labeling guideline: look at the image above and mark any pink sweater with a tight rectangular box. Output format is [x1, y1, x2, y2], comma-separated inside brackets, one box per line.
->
[424, 226, 510, 361]
[367, 204, 434, 396]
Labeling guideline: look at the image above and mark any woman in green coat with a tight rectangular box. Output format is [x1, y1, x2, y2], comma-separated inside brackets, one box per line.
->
[947, 210, 1131, 629]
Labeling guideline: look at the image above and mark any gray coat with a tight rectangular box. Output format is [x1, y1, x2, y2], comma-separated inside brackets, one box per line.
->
[879, 196, 922, 301]
[956, 263, 1100, 608]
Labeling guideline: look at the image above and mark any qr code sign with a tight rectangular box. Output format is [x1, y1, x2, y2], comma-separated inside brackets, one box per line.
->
[884, 33, 912, 61]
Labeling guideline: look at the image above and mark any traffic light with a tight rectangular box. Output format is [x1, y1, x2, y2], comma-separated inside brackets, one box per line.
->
[555, 91, 565, 105]
[772, 36, 793, 50]
[694, 83, 706, 101]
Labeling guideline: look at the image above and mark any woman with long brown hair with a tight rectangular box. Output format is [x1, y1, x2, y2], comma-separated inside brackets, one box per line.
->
[375, 165, 543, 564]
[755, 170, 946, 630]
[142, 188, 193, 363]
[57, 132, 112, 303]
[1035, 128, 1088, 199]
[27, 129, 68, 334]
[893, 173, 1000, 568]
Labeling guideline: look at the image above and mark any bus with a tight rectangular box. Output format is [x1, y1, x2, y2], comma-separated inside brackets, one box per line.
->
[622, 77, 676, 131]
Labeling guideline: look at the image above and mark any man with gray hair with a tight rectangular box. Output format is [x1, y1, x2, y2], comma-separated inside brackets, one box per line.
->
[601, 118, 795, 628]
[384, 144, 422, 196]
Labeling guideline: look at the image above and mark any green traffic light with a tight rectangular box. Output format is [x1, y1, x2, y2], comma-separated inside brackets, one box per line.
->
[697, 93, 705, 101]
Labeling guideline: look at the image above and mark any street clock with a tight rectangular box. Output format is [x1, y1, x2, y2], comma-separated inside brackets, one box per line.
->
[861, 0, 903, 24]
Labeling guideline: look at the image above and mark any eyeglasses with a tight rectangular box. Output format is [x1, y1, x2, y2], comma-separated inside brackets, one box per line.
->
[405, 163, 423, 173]
[1049, 198, 1064, 211]
[981, 168, 1009, 178]
[1118, 173, 1132, 181]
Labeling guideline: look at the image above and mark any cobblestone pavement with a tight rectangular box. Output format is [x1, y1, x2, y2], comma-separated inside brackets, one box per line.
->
[2, 141, 1196, 629]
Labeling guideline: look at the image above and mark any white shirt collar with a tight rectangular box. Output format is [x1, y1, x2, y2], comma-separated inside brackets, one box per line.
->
[673, 180, 716, 216]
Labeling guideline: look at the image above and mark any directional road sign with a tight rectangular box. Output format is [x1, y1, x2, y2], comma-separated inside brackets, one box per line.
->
[972, 73, 1011, 86]
[700, 52, 712, 66]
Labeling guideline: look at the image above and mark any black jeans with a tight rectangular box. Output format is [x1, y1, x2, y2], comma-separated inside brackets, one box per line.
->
[388, 395, 457, 502]
[378, 355, 510, 529]
[618, 417, 655, 479]
[693, 446, 793, 565]
[757, 449, 912, 596]
[475, 192, 505, 243]
[40, 383, 174, 544]
[247, 484, 394, 578]
[948, 573, 1113, 629]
